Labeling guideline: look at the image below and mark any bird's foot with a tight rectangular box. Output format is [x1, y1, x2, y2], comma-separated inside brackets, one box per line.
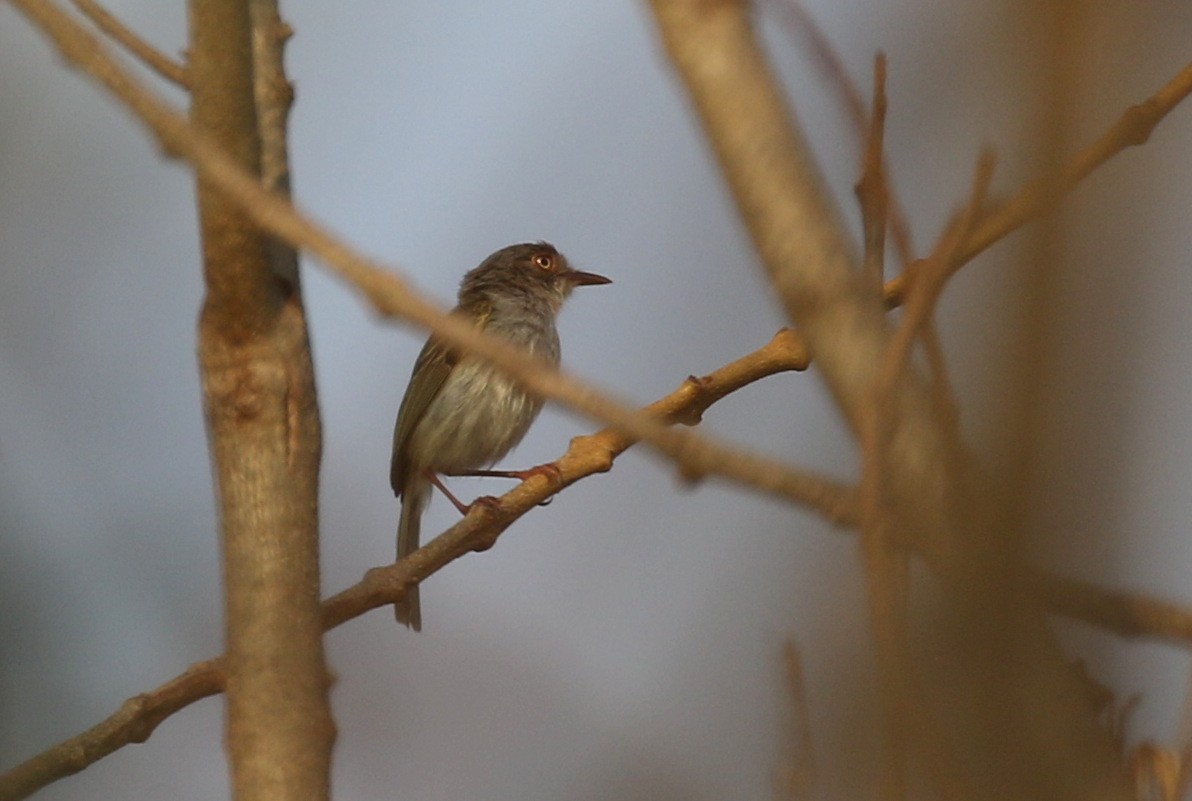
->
[452, 463, 562, 507]
[464, 495, 502, 514]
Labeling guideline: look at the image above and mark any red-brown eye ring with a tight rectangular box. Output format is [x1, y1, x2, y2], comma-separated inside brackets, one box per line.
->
[533, 253, 554, 270]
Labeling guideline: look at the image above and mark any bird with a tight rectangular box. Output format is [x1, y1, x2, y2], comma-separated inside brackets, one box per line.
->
[389, 242, 611, 630]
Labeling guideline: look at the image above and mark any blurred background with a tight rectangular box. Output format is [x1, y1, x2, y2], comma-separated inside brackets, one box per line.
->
[2, 1, 1192, 798]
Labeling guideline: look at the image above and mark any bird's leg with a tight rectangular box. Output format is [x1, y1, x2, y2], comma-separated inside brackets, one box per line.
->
[425, 471, 503, 516]
[446, 463, 563, 483]
[425, 471, 471, 515]
[444, 463, 562, 507]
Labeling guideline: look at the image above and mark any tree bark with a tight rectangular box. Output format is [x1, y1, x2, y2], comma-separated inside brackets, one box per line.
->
[188, 1, 332, 799]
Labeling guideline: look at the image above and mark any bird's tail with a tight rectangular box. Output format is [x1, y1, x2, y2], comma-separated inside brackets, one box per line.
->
[395, 477, 427, 631]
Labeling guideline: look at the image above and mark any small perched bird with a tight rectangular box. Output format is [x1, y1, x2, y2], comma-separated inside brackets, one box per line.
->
[390, 242, 611, 630]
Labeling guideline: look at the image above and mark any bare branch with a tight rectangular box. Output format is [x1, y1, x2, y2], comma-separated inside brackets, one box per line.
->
[856, 53, 890, 288]
[884, 151, 996, 380]
[248, 0, 300, 286]
[644, 0, 971, 580]
[884, 57, 1192, 306]
[10, 541, 1192, 801]
[1036, 574, 1192, 644]
[774, 641, 817, 801]
[854, 152, 994, 801]
[0, 660, 224, 801]
[0, 310, 1163, 801]
[0, 328, 830, 801]
[775, 1, 914, 267]
[6, 318, 1192, 800]
[8, 0, 853, 519]
[69, 0, 188, 87]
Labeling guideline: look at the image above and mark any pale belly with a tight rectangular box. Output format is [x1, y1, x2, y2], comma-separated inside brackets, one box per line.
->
[408, 359, 543, 474]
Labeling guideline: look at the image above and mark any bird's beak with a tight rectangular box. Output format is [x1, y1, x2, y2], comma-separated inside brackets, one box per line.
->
[567, 269, 612, 287]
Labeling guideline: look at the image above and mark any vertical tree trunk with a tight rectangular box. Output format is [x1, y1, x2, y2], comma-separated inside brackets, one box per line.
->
[188, 1, 333, 798]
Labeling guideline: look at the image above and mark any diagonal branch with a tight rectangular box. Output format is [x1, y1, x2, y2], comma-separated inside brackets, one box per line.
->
[0, 300, 1172, 801]
[6, 323, 1192, 801]
[69, 0, 189, 87]
[645, 0, 966, 582]
[777, 0, 915, 267]
[0, 328, 1176, 801]
[0, 328, 827, 801]
[8, 0, 855, 520]
[0, 659, 224, 801]
[883, 57, 1192, 307]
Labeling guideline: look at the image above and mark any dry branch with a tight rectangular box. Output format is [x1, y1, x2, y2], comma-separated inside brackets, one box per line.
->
[856, 53, 890, 287]
[775, 0, 914, 267]
[884, 58, 1192, 306]
[0, 660, 223, 801]
[69, 0, 188, 87]
[0, 328, 818, 801]
[645, 0, 968, 580]
[856, 152, 994, 801]
[6, 317, 1192, 800]
[7, 0, 854, 521]
[640, 2, 1173, 799]
[7, 1, 1192, 799]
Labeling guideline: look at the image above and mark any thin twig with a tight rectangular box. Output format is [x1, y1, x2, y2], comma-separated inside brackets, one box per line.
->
[8, 0, 854, 520]
[856, 53, 890, 288]
[69, 0, 189, 87]
[775, 0, 914, 267]
[0, 660, 224, 801]
[775, 641, 817, 801]
[857, 151, 994, 801]
[884, 57, 1192, 307]
[886, 151, 996, 372]
[1035, 573, 1192, 644]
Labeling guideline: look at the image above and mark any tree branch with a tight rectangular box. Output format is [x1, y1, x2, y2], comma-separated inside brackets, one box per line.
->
[645, 0, 965, 590]
[640, 3, 1153, 799]
[7, 0, 854, 520]
[856, 152, 993, 801]
[0, 659, 223, 801]
[884, 57, 1192, 306]
[69, 0, 188, 87]
[6, 319, 1192, 801]
[856, 53, 890, 288]
[0, 328, 821, 801]
[248, 0, 300, 287]
[1036, 574, 1192, 644]
[776, 1, 914, 267]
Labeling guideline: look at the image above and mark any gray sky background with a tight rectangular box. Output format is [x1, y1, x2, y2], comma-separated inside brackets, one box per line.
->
[3, 2, 1192, 799]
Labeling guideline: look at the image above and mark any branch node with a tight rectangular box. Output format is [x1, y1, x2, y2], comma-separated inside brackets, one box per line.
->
[1119, 100, 1160, 147]
[677, 374, 711, 424]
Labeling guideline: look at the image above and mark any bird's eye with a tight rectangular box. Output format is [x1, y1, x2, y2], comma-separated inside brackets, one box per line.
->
[533, 253, 554, 271]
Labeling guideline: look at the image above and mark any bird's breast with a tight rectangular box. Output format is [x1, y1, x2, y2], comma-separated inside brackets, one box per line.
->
[409, 316, 559, 474]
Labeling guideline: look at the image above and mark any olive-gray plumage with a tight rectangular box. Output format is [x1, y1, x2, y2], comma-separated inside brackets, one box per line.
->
[390, 243, 611, 630]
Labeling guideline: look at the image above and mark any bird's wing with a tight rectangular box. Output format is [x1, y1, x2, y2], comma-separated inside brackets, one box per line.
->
[389, 304, 491, 495]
